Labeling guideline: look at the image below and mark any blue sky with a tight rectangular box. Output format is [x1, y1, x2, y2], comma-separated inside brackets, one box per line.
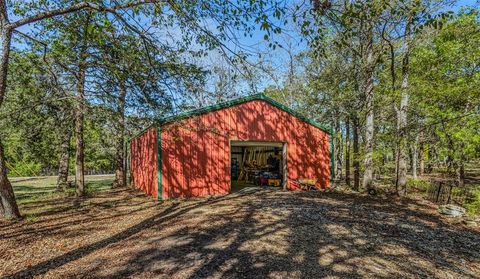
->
[453, 0, 478, 9]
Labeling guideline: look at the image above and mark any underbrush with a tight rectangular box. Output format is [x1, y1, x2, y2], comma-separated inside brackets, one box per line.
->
[407, 178, 431, 192]
[464, 186, 480, 216]
[407, 178, 479, 216]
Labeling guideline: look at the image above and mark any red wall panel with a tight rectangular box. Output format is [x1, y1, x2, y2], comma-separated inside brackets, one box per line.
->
[130, 128, 158, 199]
[161, 99, 330, 199]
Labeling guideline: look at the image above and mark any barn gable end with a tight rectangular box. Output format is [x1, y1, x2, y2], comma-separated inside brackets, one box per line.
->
[160, 94, 332, 135]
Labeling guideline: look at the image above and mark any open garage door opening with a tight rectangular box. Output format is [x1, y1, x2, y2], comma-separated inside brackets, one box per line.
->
[230, 141, 287, 192]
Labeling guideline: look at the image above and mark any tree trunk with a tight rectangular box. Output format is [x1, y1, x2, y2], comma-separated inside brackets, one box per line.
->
[334, 117, 342, 180]
[113, 83, 127, 188]
[396, 131, 408, 195]
[419, 134, 424, 176]
[426, 144, 434, 173]
[74, 64, 86, 197]
[0, 8, 21, 219]
[457, 161, 465, 188]
[0, 3, 9, 110]
[353, 116, 360, 191]
[457, 142, 465, 188]
[362, 23, 375, 191]
[56, 128, 71, 191]
[345, 117, 351, 187]
[395, 12, 414, 196]
[0, 141, 21, 219]
[74, 15, 91, 197]
[412, 134, 418, 180]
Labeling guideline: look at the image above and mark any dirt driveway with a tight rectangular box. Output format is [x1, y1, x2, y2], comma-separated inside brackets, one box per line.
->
[1, 187, 479, 278]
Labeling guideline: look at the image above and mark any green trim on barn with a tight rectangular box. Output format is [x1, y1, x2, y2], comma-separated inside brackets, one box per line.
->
[157, 127, 162, 201]
[330, 134, 334, 183]
[159, 93, 333, 135]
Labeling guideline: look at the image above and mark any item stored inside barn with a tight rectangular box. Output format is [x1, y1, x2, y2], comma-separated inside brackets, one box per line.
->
[230, 141, 286, 191]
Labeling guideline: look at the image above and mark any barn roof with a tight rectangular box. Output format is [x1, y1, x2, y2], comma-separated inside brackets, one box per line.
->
[159, 93, 332, 134]
[129, 94, 332, 143]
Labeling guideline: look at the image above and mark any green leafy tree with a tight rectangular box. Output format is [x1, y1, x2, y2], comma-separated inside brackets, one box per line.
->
[410, 9, 480, 186]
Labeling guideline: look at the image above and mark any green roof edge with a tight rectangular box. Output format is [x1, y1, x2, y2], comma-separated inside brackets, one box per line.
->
[158, 93, 333, 135]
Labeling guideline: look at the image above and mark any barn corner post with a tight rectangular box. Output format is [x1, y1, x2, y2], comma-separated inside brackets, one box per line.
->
[228, 140, 232, 193]
[157, 126, 162, 201]
[282, 142, 288, 190]
[126, 138, 131, 187]
[330, 131, 334, 185]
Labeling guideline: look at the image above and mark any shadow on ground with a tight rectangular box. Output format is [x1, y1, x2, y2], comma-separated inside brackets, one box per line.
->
[1, 187, 479, 279]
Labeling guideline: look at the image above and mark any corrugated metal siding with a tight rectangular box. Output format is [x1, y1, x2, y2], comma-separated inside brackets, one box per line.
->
[130, 128, 158, 198]
[161, 99, 330, 199]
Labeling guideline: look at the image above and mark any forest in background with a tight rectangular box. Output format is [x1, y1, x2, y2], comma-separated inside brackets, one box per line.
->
[0, 0, 479, 220]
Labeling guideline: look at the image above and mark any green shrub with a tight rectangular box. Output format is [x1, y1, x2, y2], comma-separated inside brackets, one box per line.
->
[464, 186, 480, 216]
[8, 160, 41, 177]
[407, 178, 431, 191]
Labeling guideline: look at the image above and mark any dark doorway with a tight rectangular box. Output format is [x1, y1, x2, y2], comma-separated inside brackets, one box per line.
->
[230, 141, 287, 192]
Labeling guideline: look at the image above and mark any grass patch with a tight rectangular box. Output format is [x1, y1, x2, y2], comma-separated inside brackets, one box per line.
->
[11, 175, 115, 205]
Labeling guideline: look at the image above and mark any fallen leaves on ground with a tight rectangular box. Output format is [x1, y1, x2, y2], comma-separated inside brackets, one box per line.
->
[1, 187, 479, 278]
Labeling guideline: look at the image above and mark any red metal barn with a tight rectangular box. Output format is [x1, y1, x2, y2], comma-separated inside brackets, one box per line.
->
[130, 94, 333, 200]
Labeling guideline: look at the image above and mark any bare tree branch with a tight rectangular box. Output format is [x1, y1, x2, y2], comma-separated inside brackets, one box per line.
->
[9, 0, 162, 30]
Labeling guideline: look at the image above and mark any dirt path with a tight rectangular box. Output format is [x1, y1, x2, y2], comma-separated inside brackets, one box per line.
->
[1, 187, 479, 278]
